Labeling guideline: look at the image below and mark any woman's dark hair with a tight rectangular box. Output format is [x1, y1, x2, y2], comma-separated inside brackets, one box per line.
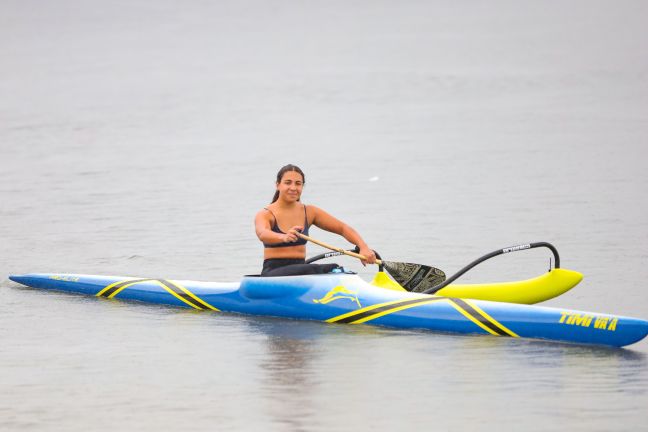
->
[272, 164, 305, 203]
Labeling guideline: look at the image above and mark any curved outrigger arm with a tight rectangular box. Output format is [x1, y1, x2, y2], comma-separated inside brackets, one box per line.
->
[422, 242, 561, 295]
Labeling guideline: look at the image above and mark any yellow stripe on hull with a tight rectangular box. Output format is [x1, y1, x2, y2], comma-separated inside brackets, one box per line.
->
[160, 280, 220, 311]
[96, 278, 219, 311]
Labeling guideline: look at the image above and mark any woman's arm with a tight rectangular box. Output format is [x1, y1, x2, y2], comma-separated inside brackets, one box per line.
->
[310, 206, 377, 265]
[255, 210, 303, 245]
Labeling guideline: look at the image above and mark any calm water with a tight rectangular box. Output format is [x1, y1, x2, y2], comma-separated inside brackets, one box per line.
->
[2, 1, 648, 430]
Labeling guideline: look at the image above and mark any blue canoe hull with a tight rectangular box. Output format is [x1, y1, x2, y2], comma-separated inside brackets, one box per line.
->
[8, 273, 648, 348]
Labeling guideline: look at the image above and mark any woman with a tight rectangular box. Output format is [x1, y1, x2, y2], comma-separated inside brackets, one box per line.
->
[255, 164, 377, 276]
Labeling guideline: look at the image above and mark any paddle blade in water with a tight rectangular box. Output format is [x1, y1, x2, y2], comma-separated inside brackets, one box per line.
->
[382, 261, 446, 293]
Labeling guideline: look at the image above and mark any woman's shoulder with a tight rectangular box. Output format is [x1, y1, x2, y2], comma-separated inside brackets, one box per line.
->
[306, 204, 327, 213]
[255, 206, 275, 219]
[304, 203, 323, 223]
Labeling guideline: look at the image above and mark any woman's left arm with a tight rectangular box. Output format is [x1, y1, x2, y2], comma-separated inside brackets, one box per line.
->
[310, 206, 377, 265]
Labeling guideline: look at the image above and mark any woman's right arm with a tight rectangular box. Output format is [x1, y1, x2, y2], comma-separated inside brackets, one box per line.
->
[255, 210, 302, 245]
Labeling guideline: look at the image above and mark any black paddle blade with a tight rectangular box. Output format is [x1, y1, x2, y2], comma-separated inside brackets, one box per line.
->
[382, 261, 446, 293]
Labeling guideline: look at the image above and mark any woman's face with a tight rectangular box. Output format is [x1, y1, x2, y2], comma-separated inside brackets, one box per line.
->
[276, 170, 304, 202]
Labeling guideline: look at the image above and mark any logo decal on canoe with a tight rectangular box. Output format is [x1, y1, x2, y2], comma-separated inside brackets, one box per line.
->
[559, 312, 618, 331]
[503, 244, 531, 253]
[313, 286, 361, 308]
[49, 275, 80, 282]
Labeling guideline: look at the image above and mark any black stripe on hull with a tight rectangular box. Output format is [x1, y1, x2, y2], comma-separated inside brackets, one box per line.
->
[450, 299, 511, 336]
[333, 297, 445, 324]
[97, 278, 217, 311]
[155, 279, 210, 310]
[99, 279, 150, 298]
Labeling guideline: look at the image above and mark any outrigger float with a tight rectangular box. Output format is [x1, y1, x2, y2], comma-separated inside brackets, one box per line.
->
[8, 242, 648, 348]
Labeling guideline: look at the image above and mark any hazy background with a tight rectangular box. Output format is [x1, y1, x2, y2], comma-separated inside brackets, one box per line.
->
[2, 1, 648, 430]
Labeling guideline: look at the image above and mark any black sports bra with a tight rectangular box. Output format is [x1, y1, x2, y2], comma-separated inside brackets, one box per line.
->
[263, 205, 310, 248]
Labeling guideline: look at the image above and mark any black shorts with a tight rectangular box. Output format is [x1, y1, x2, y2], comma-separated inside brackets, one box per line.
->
[261, 258, 341, 277]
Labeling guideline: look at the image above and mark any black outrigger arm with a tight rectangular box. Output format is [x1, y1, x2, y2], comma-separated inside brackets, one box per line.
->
[421, 242, 561, 295]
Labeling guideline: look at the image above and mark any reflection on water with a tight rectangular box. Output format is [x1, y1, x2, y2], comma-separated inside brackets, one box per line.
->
[1, 281, 647, 431]
[227, 314, 648, 430]
[251, 319, 323, 431]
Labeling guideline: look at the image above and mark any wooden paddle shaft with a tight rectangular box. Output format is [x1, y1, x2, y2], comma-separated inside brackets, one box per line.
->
[296, 233, 383, 265]
[299, 233, 381, 264]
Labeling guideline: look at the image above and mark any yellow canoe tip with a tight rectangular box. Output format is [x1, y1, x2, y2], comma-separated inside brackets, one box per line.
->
[370, 272, 406, 291]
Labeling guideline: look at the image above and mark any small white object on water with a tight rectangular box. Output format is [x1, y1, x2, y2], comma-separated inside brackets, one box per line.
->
[369, 176, 380, 182]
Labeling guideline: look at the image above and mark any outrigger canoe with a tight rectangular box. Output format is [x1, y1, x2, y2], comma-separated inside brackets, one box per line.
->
[9, 272, 648, 347]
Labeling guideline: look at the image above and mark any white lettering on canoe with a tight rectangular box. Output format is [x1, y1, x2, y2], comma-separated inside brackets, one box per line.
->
[502, 244, 531, 253]
[49, 275, 80, 282]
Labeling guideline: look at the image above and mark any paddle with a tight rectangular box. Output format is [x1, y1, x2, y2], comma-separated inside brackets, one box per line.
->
[296, 232, 446, 292]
